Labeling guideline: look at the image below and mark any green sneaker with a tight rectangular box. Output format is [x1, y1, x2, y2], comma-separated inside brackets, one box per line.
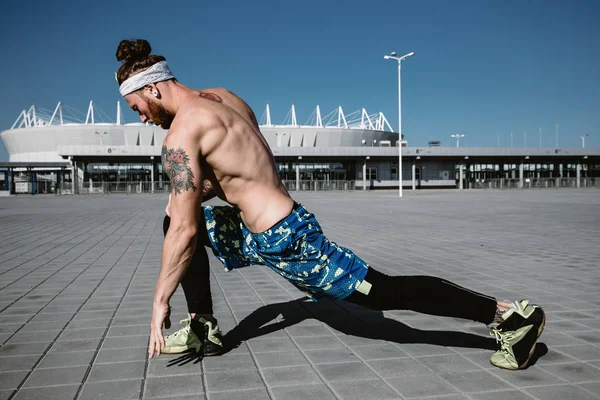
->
[489, 300, 546, 370]
[161, 316, 202, 354]
[198, 317, 224, 356]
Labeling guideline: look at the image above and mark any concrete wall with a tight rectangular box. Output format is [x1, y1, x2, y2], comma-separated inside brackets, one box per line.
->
[1, 124, 399, 162]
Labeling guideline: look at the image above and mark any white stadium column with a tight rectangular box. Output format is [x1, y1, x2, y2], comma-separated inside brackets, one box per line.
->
[411, 159, 416, 190]
[519, 162, 524, 189]
[150, 156, 155, 194]
[363, 159, 367, 191]
[577, 164, 581, 188]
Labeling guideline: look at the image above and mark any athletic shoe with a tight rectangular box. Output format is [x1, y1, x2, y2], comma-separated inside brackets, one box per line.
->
[489, 300, 546, 370]
[161, 316, 202, 354]
[198, 317, 224, 356]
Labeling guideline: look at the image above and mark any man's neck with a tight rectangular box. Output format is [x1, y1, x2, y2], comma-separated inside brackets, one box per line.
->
[165, 82, 194, 115]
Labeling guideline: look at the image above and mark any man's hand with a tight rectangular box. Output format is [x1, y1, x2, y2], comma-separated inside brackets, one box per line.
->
[201, 179, 217, 202]
[202, 179, 213, 196]
[148, 301, 171, 359]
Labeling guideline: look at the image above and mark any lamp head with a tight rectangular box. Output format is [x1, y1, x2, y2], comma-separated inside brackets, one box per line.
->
[390, 51, 397, 56]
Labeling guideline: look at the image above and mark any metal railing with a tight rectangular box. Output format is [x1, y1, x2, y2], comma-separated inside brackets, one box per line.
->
[79, 181, 171, 194]
[282, 180, 357, 191]
[8, 177, 600, 195]
[73, 180, 359, 194]
[11, 180, 66, 195]
[469, 177, 600, 190]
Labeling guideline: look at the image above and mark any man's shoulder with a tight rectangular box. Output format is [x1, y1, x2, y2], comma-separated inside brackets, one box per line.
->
[173, 99, 222, 129]
[200, 87, 236, 96]
[200, 87, 234, 97]
[163, 101, 224, 148]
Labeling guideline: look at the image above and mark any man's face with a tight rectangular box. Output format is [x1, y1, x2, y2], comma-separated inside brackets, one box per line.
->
[125, 92, 175, 129]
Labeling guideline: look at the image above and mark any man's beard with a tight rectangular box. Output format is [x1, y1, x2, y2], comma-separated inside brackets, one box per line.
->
[147, 99, 175, 129]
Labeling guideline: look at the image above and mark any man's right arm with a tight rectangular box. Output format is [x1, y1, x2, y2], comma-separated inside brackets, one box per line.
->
[166, 179, 216, 217]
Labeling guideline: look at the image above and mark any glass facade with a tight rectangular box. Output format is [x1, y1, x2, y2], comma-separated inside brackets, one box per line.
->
[85, 162, 158, 183]
[82, 161, 360, 184]
[67, 159, 600, 190]
[275, 161, 355, 181]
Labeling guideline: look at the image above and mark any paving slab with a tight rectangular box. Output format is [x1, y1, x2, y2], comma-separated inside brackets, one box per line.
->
[1, 189, 600, 399]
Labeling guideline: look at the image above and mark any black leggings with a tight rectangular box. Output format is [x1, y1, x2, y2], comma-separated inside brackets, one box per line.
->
[344, 268, 497, 325]
[163, 215, 213, 315]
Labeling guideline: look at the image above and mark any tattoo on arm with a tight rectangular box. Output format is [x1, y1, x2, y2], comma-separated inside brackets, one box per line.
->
[161, 145, 198, 195]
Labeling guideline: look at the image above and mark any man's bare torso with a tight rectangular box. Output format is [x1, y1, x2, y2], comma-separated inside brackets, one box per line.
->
[166, 88, 293, 233]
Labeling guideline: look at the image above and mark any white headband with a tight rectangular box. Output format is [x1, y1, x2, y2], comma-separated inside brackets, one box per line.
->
[118, 61, 175, 96]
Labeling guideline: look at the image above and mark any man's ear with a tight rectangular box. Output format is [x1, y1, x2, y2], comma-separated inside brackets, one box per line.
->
[145, 83, 160, 99]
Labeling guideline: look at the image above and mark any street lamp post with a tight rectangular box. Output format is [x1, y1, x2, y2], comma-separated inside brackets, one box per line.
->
[451, 134, 465, 147]
[384, 51, 414, 197]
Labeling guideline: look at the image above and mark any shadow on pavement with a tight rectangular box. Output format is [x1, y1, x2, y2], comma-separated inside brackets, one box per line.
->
[524, 342, 548, 369]
[166, 349, 203, 366]
[222, 298, 505, 354]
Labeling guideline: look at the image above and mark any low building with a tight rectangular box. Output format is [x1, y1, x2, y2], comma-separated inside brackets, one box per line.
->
[1, 102, 599, 194]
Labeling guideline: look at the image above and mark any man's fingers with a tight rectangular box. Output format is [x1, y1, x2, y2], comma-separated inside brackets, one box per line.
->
[158, 328, 165, 352]
[148, 333, 155, 359]
[156, 329, 163, 356]
[155, 330, 161, 358]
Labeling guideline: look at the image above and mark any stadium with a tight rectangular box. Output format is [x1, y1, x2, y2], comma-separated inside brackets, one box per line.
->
[1, 100, 599, 195]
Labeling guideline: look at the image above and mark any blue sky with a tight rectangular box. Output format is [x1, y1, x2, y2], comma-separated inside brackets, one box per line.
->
[1, 0, 598, 160]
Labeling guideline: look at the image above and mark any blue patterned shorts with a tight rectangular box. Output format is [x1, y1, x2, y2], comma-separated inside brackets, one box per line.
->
[203, 203, 369, 300]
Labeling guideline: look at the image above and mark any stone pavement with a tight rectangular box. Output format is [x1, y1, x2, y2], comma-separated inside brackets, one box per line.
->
[1, 189, 599, 400]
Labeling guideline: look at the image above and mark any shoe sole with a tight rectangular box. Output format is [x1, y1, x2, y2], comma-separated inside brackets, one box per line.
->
[161, 344, 201, 354]
[494, 309, 546, 371]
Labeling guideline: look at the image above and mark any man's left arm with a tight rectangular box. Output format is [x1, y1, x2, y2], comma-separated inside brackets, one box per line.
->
[149, 132, 203, 359]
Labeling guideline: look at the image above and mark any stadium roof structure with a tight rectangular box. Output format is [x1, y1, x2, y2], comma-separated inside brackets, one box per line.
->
[10, 101, 396, 133]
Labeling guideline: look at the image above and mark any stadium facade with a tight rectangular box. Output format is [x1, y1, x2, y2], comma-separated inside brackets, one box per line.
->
[1, 101, 599, 195]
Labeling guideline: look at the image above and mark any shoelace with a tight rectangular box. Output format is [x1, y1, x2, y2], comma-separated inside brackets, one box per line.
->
[165, 317, 192, 339]
[490, 327, 515, 355]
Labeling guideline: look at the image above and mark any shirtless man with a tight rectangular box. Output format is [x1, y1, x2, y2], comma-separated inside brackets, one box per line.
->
[115, 39, 545, 371]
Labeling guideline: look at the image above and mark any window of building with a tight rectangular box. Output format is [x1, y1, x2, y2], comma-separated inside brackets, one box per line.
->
[415, 167, 421, 180]
[367, 167, 377, 180]
[391, 167, 398, 180]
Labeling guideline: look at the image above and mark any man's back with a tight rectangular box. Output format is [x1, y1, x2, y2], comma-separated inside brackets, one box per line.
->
[166, 88, 294, 233]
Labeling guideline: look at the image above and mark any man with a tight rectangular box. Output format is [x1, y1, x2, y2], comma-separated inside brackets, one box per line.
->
[115, 39, 545, 371]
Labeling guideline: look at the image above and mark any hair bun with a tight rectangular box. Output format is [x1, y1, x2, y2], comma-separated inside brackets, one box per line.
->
[116, 39, 152, 63]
